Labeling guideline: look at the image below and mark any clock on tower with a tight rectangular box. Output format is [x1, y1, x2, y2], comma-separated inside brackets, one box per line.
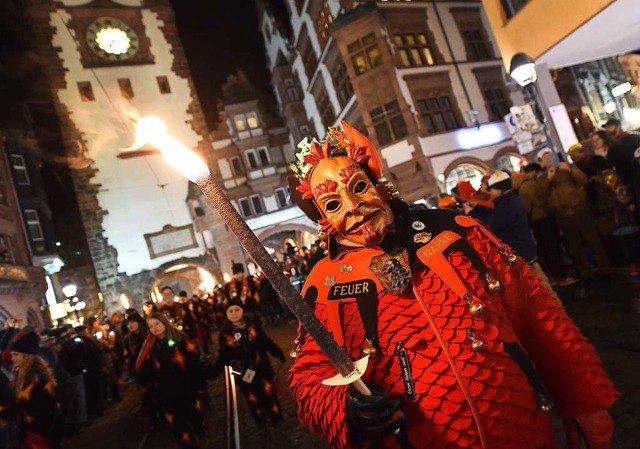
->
[86, 17, 139, 61]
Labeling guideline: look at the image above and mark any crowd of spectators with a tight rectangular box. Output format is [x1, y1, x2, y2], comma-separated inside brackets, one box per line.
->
[445, 118, 640, 286]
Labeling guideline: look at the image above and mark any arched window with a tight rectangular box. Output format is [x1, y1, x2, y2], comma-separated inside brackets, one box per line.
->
[494, 153, 526, 174]
[445, 164, 485, 193]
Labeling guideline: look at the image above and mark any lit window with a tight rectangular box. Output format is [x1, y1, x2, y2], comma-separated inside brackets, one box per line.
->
[445, 164, 485, 194]
[314, 0, 334, 48]
[494, 154, 525, 173]
[246, 112, 259, 129]
[10, 155, 30, 185]
[394, 33, 435, 67]
[24, 209, 44, 241]
[348, 33, 383, 76]
[234, 114, 247, 131]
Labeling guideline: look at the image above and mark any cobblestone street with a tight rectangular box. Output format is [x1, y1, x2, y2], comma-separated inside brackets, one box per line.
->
[64, 270, 640, 449]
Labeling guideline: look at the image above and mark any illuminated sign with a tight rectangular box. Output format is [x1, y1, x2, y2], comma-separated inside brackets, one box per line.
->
[456, 123, 508, 150]
[245, 207, 306, 230]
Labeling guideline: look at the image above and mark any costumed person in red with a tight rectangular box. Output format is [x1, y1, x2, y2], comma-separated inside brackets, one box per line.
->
[137, 313, 205, 449]
[287, 122, 619, 449]
[0, 332, 61, 449]
[211, 298, 285, 427]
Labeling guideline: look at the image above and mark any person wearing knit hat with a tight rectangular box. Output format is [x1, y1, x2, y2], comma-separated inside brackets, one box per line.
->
[9, 331, 39, 355]
[3, 331, 60, 448]
[210, 290, 286, 427]
[225, 262, 260, 320]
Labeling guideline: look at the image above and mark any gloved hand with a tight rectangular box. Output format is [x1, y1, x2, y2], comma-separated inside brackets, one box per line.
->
[347, 384, 406, 446]
[563, 410, 614, 449]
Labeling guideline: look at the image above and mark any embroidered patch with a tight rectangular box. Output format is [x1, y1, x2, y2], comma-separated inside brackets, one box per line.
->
[370, 247, 411, 294]
[327, 280, 376, 300]
[412, 221, 426, 231]
[323, 276, 336, 287]
[413, 231, 432, 244]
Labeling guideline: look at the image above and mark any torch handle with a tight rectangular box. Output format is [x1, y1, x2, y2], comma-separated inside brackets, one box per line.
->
[196, 175, 356, 378]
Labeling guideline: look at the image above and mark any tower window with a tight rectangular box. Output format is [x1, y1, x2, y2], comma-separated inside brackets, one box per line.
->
[118, 78, 134, 99]
[77, 82, 95, 102]
[156, 76, 171, 94]
[24, 209, 44, 241]
[10, 154, 30, 185]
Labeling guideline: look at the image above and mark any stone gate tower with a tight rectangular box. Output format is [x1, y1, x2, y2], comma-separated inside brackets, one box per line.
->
[26, 0, 217, 312]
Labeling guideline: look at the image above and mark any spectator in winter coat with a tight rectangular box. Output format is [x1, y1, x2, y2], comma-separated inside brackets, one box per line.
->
[537, 148, 611, 280]
[482, 171, 561, 299]
[484, 171, 537, 263]
[1, 332, 61, 449]
[515, 163, 573, 285]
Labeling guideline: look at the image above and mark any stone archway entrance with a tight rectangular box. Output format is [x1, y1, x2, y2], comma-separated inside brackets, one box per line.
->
[149, 263, 218, 301]
[256, 223, 318, 262]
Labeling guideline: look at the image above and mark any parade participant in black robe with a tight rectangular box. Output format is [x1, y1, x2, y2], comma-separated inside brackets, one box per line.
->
[140, 312, 205, 449]
[212, 299, 285, 426]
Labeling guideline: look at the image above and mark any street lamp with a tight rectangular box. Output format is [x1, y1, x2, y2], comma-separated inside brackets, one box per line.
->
[509, 53, 537, 87]
[62, 283, 80, 322]
[509, 52, 565, 159]
[61, 283, 77, 299]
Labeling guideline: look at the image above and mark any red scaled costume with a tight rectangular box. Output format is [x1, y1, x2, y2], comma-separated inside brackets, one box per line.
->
[287, 121, 618, 449]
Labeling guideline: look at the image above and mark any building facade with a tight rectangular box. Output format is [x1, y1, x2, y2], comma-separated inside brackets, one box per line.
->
[259, 0, 529, 195]
[25, 0, 218, 312]
[0, 137, 47, 329]
[482, 0, 640, 133]
[189, 72, 318, 273]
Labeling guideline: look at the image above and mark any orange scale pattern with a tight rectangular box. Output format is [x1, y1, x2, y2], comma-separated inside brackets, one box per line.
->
[289, 227, 619, 449]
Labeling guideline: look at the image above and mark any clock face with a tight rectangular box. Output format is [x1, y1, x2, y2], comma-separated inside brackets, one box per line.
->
[86, 17, 139, 61]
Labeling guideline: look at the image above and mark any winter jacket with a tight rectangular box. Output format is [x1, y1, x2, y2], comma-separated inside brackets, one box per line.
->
[515, 177, 548, 223]
[537, 164, 588, 216]
[482, 191, 537, 262]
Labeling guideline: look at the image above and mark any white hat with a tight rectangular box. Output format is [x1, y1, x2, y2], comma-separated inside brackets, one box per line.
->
[536, 148, 553, 162]
[487, 171, 512, 190]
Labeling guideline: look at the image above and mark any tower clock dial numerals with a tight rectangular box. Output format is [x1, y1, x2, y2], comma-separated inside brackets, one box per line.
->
[86, 17, 139, 61]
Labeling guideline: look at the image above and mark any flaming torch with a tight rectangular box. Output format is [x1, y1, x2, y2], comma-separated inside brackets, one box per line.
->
[129, 116, 369, 392]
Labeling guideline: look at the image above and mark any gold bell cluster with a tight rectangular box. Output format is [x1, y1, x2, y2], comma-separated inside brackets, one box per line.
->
[362, 339, 377, 357]
[466, 328, 484, 352]
[290, 338, 302, 359]
[499, 247, 517, 265]
[537, 394, 553, 414]
[463, 293, 484, 316]
[484, 273, 501, 292]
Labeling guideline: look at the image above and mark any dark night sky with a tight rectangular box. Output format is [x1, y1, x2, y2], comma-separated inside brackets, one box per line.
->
[169, 0, 282, 129]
